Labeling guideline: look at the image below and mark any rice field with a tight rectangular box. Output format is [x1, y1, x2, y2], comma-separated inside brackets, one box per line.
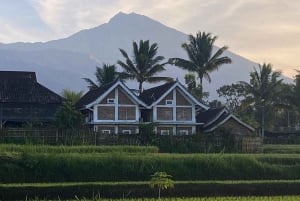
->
[27, 196, 300, 201]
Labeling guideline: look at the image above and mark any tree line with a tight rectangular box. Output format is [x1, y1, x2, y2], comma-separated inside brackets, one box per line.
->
[56, 31, 300, 133]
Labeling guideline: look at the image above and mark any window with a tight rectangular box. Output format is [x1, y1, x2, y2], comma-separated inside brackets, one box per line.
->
[178, 130, 189, 135]
[160, 130, 170, 135]
[102, 130, 111, 134]
[166, 100, 173, 105]
[107, 98, 115, 104]
[122, 130, 132, 135]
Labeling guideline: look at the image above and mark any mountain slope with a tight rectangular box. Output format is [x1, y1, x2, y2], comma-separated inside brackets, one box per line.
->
[0, 12, 292, 99]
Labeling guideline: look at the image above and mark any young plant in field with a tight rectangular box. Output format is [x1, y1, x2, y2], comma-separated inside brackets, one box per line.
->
[149, 171, 174, 199]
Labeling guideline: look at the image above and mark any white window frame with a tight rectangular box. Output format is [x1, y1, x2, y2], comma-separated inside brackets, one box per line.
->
[160, 130, 170, 135]
[165, 100, 173, 105]
[102, 130, 111, 134]
[107, 98, 115, 104]
[178, 130, 189, 135]
[122, 130, 132, 135]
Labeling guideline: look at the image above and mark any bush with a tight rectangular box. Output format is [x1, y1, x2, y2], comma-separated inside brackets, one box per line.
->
[0, 153, 300, 183]
[0, 181, 300, 200]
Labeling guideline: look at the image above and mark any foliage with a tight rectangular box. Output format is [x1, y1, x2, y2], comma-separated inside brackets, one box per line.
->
[149, 171, 174, 199]
[138, 122, 156, 145]
[217, 83, 246, 112]
[263, 144, 300, 154]
[117, 40, 173, 93]
[239, 63, 284, 127]
[56, 89, 84, 130]
[1, 182, 300, 200]
[83, 64, 118, 90]
[184, 73, 209, 102]
[1, 150, 300, 183]
[169, 31, 232, 85]
[0, 144, 159, 154]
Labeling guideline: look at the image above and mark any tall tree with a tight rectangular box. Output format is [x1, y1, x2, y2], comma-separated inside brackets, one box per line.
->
[239, 63, 283, 134]
[117, 40, 173, 93]
[169, 31, 232, 85]
[83, 64, 117, 90]
[184, 73, 209, 102]
[56, 89, 84, 129]
[239, 63, 283, 108]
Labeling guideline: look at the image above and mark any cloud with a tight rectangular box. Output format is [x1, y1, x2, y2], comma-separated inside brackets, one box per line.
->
[2, 0, 300, 77]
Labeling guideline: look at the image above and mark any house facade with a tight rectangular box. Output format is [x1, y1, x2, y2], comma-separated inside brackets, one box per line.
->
[76, 80, 147, 134]
[77, 79, 255, 135]
[139, 81, 208, 135]
[0, 71, 63, 128]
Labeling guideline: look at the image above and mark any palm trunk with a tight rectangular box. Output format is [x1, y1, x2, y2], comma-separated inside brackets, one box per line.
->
[139, 82, 143, 94]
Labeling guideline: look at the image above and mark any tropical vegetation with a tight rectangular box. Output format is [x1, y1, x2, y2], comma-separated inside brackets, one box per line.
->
[117, 40, 173, 93]
[169, 31, 232, 85]
[83, 64, 118, 90]
[55, 89, 83, 129]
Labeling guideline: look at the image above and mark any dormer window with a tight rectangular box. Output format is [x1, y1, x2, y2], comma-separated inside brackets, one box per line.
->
[107, 98, 115, 104]
[166, 100, 173, 105]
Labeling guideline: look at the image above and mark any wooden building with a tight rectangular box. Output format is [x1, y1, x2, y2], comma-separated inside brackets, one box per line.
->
[0, 71, 63, 128]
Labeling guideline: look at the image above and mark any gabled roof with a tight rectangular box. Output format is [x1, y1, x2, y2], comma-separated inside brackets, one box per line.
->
[139, 80, 209, 109]
[139, 81, 176, 106]
[0, 71, 62, 104]
[197, 107, 255, 133]
[76, 79, 147, 109]
[197, 107, 228, 126]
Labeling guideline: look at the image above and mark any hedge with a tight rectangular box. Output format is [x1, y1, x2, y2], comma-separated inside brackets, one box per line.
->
[1, 180, 300, 200]
[1, 153, 300, 183]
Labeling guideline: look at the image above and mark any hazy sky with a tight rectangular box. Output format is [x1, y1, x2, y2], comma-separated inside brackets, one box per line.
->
[0, 0, 299, 78]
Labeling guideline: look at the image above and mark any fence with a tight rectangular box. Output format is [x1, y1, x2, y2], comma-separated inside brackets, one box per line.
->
[0, 128, 143, 145]
[0, 128, 262, 153]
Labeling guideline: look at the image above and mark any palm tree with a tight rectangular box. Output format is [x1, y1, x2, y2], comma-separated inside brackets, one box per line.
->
[169, 31, 232, 85]
[239, 63, 283, 107]
[83, 64, 117, 90]
[61, 89, 83, 105]
[239, 63, 283, 136]
[117, 40, 173, 93]
[56, 89, 84, 129]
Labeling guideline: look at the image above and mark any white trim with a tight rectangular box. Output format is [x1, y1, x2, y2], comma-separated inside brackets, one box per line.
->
[149, 81, 209, 110]
[102, 130, 111, 134]
[173, 89, 176, 121]
[160, 130, 170, 135]
[166, 100, 173, 105]
[122, 130, 132, 134]
[107, 98, 115, 104]
[85, 80, 148, 109]
[178, 130, 189, 135]
[204, 114, 255, 132]
[115, 88, 118, 121]
[203, 108, 228, 128]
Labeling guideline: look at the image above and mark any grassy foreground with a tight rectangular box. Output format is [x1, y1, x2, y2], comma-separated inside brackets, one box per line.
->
[26, 197, 300, 201]
[0, 143, 300, 183]
[1, 180, 300, 200]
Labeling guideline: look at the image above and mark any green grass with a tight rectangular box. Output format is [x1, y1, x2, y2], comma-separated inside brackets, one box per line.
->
[0, 152, 300, 183]
[53, 197, 300, 201]
[0, 144, 159, 154]
[1, 181, 300, 200]
[32, 197, 300, 201]
[263, 144, 300, 154]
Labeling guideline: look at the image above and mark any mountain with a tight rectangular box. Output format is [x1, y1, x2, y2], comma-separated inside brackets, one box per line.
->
[0, 12, 292, 99]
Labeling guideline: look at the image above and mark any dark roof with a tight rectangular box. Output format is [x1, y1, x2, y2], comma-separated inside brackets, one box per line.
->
[202, 112, 230, 131]
[0, 71, 62, 104]
[196, 107, 226, 124]
[76, 80, 118, 108]
[139, 81, 176, 106]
